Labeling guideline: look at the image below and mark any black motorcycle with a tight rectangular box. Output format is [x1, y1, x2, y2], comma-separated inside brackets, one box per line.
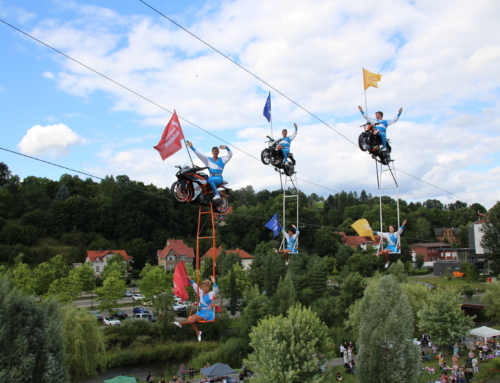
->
[171, 163, 230, 213]
[261, 137, 296, 176]
[358, 122, 392, 165]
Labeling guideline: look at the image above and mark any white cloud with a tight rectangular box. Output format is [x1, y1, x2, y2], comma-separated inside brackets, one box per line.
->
[17, 123, 85, 157]
[42, 71, 55, 80]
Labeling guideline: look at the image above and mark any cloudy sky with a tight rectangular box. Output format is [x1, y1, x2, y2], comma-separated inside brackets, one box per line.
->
[1, 0, 499, 209]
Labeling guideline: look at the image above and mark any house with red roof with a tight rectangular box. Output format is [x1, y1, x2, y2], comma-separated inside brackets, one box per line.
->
[85, 250, 132, 276]
[203, 246, 254, 270]
[215, 206, 233, 226]
[336, 232, 380, 250]
[157, 239, 195, 271]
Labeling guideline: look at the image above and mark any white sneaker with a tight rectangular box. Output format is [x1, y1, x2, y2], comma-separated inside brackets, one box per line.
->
[286, 261, 289, 266]
[381, 148, 387, 151]
[273, 248, 278, 253]
[198, 331, 202, 342]
[173, 322, 182, 328]
[213, 195, 221, 201]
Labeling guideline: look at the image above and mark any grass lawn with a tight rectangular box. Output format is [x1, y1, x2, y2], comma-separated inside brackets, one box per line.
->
[408, 276, 485, 291]
[330, 353, 499, 382]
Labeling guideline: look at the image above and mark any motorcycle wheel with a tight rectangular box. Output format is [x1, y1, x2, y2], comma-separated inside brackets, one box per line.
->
[171, 181, 192, 202]
[284, 163, 295, 176]
[380, 151, 391, 165]
[288, 154, 296, 166]
[261, 149, 272, 165]
[358, 134, 370, 151]
[212, 192, 229, 213]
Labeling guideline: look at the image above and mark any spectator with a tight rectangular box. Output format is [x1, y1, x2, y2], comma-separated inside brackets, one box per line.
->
[340, 344, 345, 358]
[468, 351, 474, 365]
[472, 357, 479, 373]
[432, 344, 438, 359]
[179, 364, 186, 381]
[189, 365, 195, 379]
[336, 372, 344, 381]
[453, 343, 459, 357]
[146, 372, 152, 383]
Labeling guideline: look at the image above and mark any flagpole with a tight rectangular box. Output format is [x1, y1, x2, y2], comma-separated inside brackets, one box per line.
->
[183, 138, 195, 167]
[270, 114, 273, 138]
[363, 68, 368, 115]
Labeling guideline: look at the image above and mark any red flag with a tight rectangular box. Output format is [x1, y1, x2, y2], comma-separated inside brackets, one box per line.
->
[173, 261, 190, 303]
[154, 110, 185, 160]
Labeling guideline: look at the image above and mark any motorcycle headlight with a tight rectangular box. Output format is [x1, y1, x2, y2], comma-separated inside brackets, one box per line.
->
[268, 142, 274, 148]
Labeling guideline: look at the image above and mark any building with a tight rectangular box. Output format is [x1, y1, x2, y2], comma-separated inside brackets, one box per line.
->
[410, 243, 452, 262]
[336, 232, 380, 250]
[157, 239, 195, 271]
[434, 228, 460, 244]
[468, 219, 485, 256]
[85, 250, 132, 276]
[203, 246, 254, 270]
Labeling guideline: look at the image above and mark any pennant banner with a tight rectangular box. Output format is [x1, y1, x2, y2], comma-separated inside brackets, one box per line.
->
[154, 110, 185, 160]
[265, 213, 280, 239]
[263, 92, 271, 122]
[351, 219, 375, 240]
[363, 68, 382, 90]
[173, 260, 191, 303]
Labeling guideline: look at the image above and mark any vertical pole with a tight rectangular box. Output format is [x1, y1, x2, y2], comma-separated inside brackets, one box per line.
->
[210, 205, 216, 279]
[378, 162, 384, 253]
[196, 205, 202, 287]
[270, 113, 273, 139]
[183, 139, 195, 167]
[363, 68, 368, 115]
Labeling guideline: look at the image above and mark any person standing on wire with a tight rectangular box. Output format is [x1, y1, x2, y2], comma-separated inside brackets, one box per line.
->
[267, 123, 298, 165]
[358, 106, 403, 151]
[375, 220, 407, 261]
[186, 141, 232, 201]
[274, 224, 299, 265]
[173, 276, 217, 341]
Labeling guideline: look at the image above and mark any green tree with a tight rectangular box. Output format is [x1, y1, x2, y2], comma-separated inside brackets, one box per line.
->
[55, 184, 71, 201]
[346, 251, 379, 277]
[32, 262, 56, 298]
[388, 259, 407, 284]
[62, 305, 107, 380]
[417, 288, 474, 350]
[248, 305, 331, 383]
[95, 274, 126, 315]
[219, 263, 251, 299]
[0, 275, 69, 382]
[139, 263, 170, 312]
[272, 269, 297, 316]
[480, 281, 500, 322]
[0, 162, 12, 188]
[415, 254, 424, 269]
[239, 284, 270, 340]
[357, 275, 420, 383]
[12, 256, 35, 295]
[101, 253, 128, 281]
[481, 202, 500, 276]
[47, 270, 83, 303]
[229, 267, 238, 315]
[413, 217, 432, 241]
[74, 262, 96, 293]
[338, 271, 365, 315]
[314, 227, 340, 256]
[404, 282, 430, 336]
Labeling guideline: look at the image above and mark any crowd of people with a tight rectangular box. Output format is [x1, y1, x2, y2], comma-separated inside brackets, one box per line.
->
[145, 364, 195, 383]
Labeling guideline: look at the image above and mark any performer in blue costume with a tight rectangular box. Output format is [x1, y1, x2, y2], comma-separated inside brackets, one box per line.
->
[358, 106, 403, 151]
[268, 123, 298, 164]
[174, 276, 217, 341]
[186, 141, 232, 201]
[375, 219, 407, 263]
[274, 224, 299, 265]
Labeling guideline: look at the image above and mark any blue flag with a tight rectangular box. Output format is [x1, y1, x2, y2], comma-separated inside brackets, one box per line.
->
[265, 213, 280, 238]
[263, 92, 271, 122]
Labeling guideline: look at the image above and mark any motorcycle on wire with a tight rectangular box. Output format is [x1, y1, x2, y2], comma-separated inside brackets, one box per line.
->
[261, 137, 296, 176]
[171, 163, 230, 213]
[358, 122, 392, 165]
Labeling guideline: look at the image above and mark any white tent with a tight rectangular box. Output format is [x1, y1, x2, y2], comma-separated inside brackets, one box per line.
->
[469, 326, 500, 343]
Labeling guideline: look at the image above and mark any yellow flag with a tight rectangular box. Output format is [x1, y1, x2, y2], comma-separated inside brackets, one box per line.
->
[351, 219, 375, 240]
[363, 68, 382, 90]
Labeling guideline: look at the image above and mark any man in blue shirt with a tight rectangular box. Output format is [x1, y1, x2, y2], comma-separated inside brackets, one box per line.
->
[186, 141, 232, 201]
[358, 106, 403, 151]
[268, 123, 298, 164]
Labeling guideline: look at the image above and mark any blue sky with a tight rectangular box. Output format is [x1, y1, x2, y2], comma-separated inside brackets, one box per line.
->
[1, 0, 500, 208]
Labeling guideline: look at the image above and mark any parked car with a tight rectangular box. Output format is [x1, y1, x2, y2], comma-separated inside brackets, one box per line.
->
[123, 291, 134, 297]
[111, 309, 128, 320]
[103, 317, 121, 326]
[132, 294, 146, 301]
[133, 306, 149, 314]
[88, 310, 103, 321]
[225, 299, 243, 311]
[172, 302, 187, 312]
[132, 313, 157, 322]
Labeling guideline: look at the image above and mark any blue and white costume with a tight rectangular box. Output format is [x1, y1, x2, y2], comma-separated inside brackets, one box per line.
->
[274, 127, 297, 163]
[375, 225, 404, 253]
[190, 280, 218, 321]
[282, 226, 300, 253]
[190, 146, 232, 196]
[360, 111, 401, 150]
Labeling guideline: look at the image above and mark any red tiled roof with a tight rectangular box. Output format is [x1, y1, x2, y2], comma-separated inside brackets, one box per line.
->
[410, 243, 451, 249]
[202, 246, 254, 259]
[158, 239, 195, 259]
[85, 250, 132, 263]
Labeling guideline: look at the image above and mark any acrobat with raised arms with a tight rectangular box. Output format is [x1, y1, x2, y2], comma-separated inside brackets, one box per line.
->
[375, 219, 407, 264]
[186, 141, 232, 201]
[358, 106, 403, 151]
[173, 276, 217, 341]
[274, 224, 300, 265]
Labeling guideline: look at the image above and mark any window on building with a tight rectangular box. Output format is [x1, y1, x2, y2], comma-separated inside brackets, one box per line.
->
[180, 255, 186, 260]
[167, 256, 175, 261]
[96, 266, 100, 273]
[167, 264, 174, 270]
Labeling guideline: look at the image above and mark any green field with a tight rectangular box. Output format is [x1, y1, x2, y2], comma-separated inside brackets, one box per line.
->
[408, 275, 485, 291]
